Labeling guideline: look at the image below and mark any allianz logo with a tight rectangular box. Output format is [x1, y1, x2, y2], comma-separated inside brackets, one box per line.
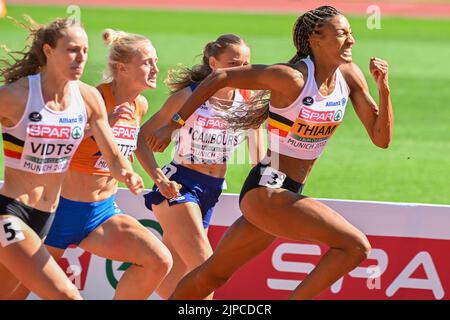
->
[59, 117, 78, 124]
[325, 101, 341, 107]
[325, 98, 347, 107]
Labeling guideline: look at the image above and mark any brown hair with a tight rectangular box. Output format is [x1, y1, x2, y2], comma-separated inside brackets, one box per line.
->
[102, 28, 151, 82]
[165, 34, 247, 93]
[0, 16, 81, 84]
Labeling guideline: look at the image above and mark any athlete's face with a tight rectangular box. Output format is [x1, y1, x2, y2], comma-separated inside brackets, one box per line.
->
[209, 43, 251, 70]
[122, 41, 159, 90]
[44, 26, 89, 81]
[310, 15, 355, 64]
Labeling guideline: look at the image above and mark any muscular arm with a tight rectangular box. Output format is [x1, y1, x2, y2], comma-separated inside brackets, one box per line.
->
[342, 61, 393, 148]
[0, 79, 28, 127]
[147, 64, 305, 152]
[176, 64, 304, 124]
[135, 87, 191, 184]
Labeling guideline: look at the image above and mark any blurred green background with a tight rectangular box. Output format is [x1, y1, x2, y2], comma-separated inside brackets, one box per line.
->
[1, 4, 449, 204]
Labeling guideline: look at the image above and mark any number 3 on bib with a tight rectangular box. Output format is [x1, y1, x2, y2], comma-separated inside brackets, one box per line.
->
[258, 167, 286, 189]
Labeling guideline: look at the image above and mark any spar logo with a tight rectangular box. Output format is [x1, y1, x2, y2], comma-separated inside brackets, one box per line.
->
[28, 125, 71, 139]
[209, 232, 450, 300]
[334, 110, 343, 121]
[57, 245, 92, 290]
[71, 126, 83, 139]
[112, 125, 138, 140]
[267, 236, 447, 299]
[105, 219, 163, 289]
[299, 107, 335, 122]
[196, 115, 228, 129]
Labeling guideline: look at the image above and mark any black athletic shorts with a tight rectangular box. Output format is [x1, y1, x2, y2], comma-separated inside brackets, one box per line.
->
[0, 194, 54, 239]
[239, 162, 305, 206]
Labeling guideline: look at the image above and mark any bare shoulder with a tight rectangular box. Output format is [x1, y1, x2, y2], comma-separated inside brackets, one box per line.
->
[137, 94, 149, 117]
[78, 81, 103, 105]
[268, 63, 305, 81]
[77, 81, 105, 118]
[258, 63, 306, 95]
[0, 77, 28, 103]
[0, 78, 29, 122]
[339, 62, 367, 90]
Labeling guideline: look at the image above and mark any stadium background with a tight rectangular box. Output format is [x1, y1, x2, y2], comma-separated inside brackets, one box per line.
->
[0, 0, 449, 300]
[1, 0, 449, 205]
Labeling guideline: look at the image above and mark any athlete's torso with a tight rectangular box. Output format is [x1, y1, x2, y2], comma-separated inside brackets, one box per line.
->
[265, 58, 350, 183]
[0, 73, 88, 211]
[61, 82, 143, 202]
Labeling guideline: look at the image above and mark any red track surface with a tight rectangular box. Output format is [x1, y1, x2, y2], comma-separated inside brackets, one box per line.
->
[7, 0, 450, 18]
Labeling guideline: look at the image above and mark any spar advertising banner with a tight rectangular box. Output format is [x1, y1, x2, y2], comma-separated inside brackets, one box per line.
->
[26, 189, 450, 300]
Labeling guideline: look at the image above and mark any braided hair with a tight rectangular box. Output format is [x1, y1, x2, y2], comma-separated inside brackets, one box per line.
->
[213, 6, 343, 130]
[289, 6, 341, 64]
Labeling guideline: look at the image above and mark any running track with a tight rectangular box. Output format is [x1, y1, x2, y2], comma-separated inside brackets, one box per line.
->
[7, 0, 450, 18]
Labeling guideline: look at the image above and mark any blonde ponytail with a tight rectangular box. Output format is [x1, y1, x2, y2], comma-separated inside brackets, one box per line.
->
[102, 28, 151, 81]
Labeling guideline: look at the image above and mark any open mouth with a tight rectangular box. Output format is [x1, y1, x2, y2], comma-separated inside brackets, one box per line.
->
[342, 48, 352, 56]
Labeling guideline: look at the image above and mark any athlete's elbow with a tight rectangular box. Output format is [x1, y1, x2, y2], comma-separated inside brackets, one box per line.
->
[378, 142, 390, 149]
[371, 127, 392, 149]
[373, 138, 391, 149]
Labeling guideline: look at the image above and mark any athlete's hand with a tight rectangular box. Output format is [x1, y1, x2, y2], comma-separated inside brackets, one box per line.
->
[370, 57, 389, 91]
[121, 169, 144, 195]
[157, 179, 182, 199]
[108, 102, 135, 127]
[146, 122, 178, 152]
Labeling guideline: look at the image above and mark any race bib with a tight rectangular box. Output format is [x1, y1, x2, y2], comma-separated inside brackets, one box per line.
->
[258, 166, 286, 189]
[0, 218, 25, 247]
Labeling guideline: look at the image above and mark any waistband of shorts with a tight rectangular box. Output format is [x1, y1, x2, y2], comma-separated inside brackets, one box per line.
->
[256, 162, 305, 194]
[59, 194, 116, 208]
[170, 160, 225, 187]
[0, 193, 53, 215]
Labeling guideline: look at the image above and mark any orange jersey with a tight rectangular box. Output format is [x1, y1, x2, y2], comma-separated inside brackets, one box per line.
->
[69, 83, 143, 176]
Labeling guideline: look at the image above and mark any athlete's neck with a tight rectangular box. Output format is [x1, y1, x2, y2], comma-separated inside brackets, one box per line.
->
[39, 69, 71, 109]
[111, 79, 141, 105]
[311, 56, 340, 95]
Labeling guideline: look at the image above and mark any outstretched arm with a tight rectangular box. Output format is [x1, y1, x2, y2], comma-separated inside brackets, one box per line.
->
[343, 58, 393, 148]
[147, 64, 304, 152]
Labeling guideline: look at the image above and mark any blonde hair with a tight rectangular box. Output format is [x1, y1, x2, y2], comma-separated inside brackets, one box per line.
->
[0, 16, 81, 84]
[102, 28, 151, 82]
